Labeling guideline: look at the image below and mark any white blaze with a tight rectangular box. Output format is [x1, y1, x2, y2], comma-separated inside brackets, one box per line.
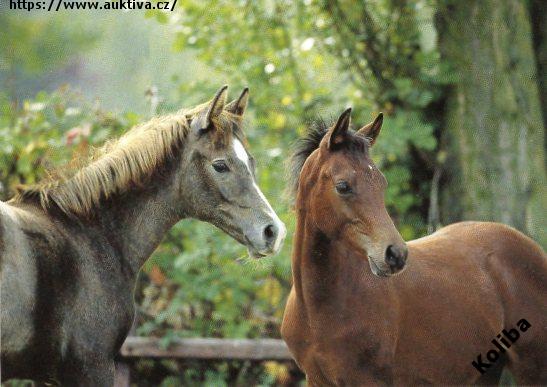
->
[233, 139, 286, 253]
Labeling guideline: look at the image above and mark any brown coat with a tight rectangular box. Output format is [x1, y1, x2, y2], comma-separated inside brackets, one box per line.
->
[283, 222, 546, 385]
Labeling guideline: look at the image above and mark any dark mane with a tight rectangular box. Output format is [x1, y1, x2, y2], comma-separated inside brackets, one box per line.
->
[287, 119, 329, 197]
[287, 118, 370, 197]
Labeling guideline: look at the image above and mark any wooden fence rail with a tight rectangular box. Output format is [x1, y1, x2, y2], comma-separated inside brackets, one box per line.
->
[121, 337, 292, 360]
[114, 337, 294, 386]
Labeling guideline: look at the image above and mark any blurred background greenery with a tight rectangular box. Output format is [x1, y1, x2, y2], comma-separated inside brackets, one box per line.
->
[1, 0, 545, 385]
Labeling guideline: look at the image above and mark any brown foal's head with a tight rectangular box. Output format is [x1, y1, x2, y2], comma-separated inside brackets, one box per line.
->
[294, 108, 408, 277]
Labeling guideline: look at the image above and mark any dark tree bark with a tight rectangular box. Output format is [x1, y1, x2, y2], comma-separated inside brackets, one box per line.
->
[437, 0, 546, 247]
[530, 0, 547, 130]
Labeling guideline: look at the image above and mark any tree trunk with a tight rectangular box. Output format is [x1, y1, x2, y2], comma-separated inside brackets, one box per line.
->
[530, 0, 547, 130]
[437, 0, 546, 247]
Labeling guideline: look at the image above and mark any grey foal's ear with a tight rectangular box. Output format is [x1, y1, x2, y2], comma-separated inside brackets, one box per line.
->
[225, 87, 249, 117]
[205, 85, 229, 124]
[195, 85, 229, 136]
[356, 112, 383, 146]
[327, 107, 352, 150]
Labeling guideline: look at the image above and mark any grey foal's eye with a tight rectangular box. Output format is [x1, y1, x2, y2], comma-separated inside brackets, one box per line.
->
[212, 160, 230, 173]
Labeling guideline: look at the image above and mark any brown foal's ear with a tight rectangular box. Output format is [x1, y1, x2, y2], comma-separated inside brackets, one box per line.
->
[327, 107, 352, 150]
[225, 87, 249, 117]
[202, 85, 228, 131]
[356, 112, 383, 145]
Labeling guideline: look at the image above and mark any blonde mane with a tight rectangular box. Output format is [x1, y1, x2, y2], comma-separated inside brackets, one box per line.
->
[13, 103, 240, 217]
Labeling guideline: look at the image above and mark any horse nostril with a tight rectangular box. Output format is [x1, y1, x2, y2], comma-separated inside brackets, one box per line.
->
[385, 245, 397, 266]
[385, 244, 406, 269]
[264, 224, 277, 242]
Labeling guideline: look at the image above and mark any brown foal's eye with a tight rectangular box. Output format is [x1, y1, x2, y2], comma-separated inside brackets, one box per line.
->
[212, 160, 230, 173]
[335, 181, 352, 195]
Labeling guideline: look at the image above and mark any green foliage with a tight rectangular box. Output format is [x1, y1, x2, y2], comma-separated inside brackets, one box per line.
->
[139, 222, 288, 340]
[0, 88, 137, 200]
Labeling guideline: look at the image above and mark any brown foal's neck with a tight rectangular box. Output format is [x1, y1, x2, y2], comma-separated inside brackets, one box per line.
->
[292, 210, 353, 316]
[291, 205, 392, 324]
[290, 211, 329, 303]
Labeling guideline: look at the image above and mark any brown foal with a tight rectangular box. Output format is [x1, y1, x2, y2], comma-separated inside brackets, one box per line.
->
[281, 108, 547, 386]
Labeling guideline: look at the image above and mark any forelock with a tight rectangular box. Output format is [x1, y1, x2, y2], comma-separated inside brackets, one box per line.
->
[287, 118, 370, 198]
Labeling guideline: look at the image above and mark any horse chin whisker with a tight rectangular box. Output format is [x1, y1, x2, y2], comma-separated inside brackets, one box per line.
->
[248, 248, 269, 259]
